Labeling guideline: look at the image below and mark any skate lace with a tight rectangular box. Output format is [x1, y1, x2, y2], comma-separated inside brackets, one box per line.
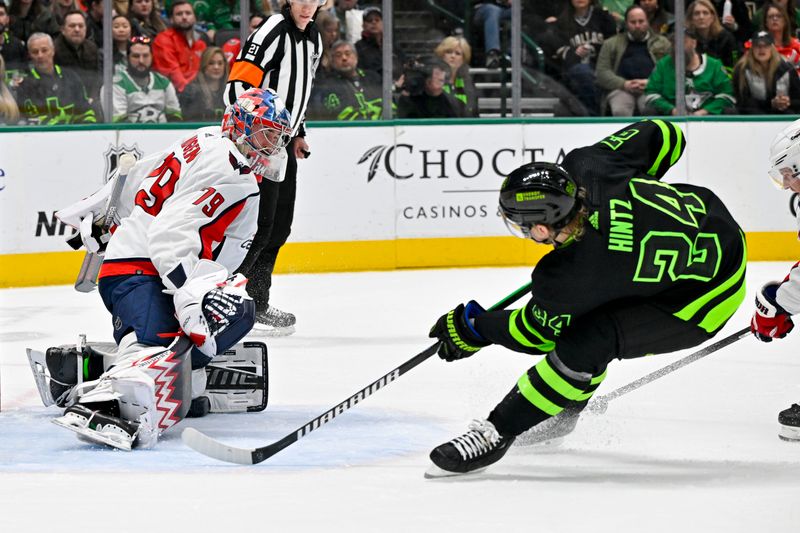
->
[450, 419, 501, 460]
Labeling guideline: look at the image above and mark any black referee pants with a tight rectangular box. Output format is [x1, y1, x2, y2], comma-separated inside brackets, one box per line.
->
[236, 141, 298, 312]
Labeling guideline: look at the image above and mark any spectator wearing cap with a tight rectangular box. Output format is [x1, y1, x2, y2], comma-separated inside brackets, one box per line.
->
[734, 30, 800, 114]
[333, 0, 362, 44]
[309, 39, 384, 120]
[103, 35, 182, 122]
[434, 35, 478, 117]
[15, 32, 97, 124]
[54, 10, 100, 99]
[644, 27, 735, 115]
[596, 5, 671, 116]
[355, 6, 403, 78]
[128, 0, 167, 39]
[152, 0, 209, 92]
[0, 3, 27, 74]
[686, 0, 739, 72]
[758, 2, 800, 73]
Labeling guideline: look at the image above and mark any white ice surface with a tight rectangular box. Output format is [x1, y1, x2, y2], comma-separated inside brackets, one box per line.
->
[1, 264, 799, 532]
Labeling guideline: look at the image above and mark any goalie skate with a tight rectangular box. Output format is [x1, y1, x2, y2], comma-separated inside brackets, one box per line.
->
[249, 306, 295, 337]
[52, 404, 139, 451]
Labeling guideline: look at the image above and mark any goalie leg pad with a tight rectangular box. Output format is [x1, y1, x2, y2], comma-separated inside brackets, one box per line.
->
[199, 341, 268, 413]
[55, 338, 193, 449]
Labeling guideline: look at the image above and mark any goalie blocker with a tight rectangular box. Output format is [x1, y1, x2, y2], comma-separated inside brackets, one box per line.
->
[27, 339, 268, 416]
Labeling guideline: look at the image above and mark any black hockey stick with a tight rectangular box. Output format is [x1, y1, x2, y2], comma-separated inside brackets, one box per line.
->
[587, 326, 751, 413]
[74, 153, 137, 293]
[182, 282, 533, 465]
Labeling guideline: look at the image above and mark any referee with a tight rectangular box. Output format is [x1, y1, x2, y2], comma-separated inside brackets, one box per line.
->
[224, 0, 323, 336]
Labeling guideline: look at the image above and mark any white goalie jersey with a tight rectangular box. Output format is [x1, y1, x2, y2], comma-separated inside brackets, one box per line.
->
[97, 126, 260, 290]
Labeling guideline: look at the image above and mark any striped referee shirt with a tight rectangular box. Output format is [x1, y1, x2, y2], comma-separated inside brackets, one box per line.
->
[224, 6, 322, 137]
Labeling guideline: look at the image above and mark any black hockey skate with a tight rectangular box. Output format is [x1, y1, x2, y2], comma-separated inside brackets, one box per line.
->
[778, 403, 800, 442]
[52, 402, 140, 451]
[425, 419, 515, 478]
[250, 305, 296, 337]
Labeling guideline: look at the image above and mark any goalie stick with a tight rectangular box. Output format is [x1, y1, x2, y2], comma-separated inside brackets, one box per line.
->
[587, 326, 751, 414]
[74, 153, 137, 293]
[182, 282, 533, 465]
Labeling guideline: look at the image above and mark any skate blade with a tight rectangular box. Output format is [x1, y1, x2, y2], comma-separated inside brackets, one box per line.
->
[248, 324, 295, 337]
[779, 425, 800, 442]
[52, 417, 133, 451]
[423, 464, 487, 479]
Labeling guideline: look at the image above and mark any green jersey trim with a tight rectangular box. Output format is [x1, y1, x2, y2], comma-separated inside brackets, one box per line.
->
[509, 307, 556, 352]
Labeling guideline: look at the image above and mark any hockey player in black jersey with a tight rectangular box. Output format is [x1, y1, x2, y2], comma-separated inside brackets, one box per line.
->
[426, 119, 748, 477]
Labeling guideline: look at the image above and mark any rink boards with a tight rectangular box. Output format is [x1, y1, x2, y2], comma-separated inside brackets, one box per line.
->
[1, 118, 799, 287]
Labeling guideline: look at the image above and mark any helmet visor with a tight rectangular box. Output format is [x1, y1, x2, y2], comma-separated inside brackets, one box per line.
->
[501, 211, 533, 239]
[769, 165, 800, 190]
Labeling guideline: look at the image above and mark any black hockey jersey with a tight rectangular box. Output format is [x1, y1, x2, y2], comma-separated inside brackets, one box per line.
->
[474, 119, 747, 355]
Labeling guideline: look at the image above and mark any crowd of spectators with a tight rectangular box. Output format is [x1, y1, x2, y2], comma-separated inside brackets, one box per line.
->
[0, 0, 799, 125]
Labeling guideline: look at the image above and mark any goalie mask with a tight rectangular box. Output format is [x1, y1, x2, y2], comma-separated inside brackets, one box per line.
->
[769, 118, 800, 191]
[499, 162, 580, 239]
[222, 88, 292, 179]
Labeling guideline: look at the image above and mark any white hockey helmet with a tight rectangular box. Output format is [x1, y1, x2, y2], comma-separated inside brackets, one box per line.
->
[768, 118, 800, 189]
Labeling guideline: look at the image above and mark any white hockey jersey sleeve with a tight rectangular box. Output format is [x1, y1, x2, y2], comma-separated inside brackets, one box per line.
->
[775, 262, 800, 315]
[101, 127, 260, 290]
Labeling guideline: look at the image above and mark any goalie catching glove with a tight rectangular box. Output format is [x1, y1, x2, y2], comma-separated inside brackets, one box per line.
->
[429, 301, 490, 362]
[169, 260, 256, 360]
[751, 282, 795, 342]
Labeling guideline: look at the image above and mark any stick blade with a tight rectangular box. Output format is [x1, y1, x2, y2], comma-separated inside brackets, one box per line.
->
[181, 427, 256, 465]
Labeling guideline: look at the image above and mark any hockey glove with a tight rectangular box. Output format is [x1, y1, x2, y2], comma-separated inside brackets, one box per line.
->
[170, 260, 255, 359]
[429, 301, 491, 362]
[751, 283, 795, 343]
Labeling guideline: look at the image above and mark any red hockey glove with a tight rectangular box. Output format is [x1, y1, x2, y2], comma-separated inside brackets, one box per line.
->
[751, 283, 795, 343]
